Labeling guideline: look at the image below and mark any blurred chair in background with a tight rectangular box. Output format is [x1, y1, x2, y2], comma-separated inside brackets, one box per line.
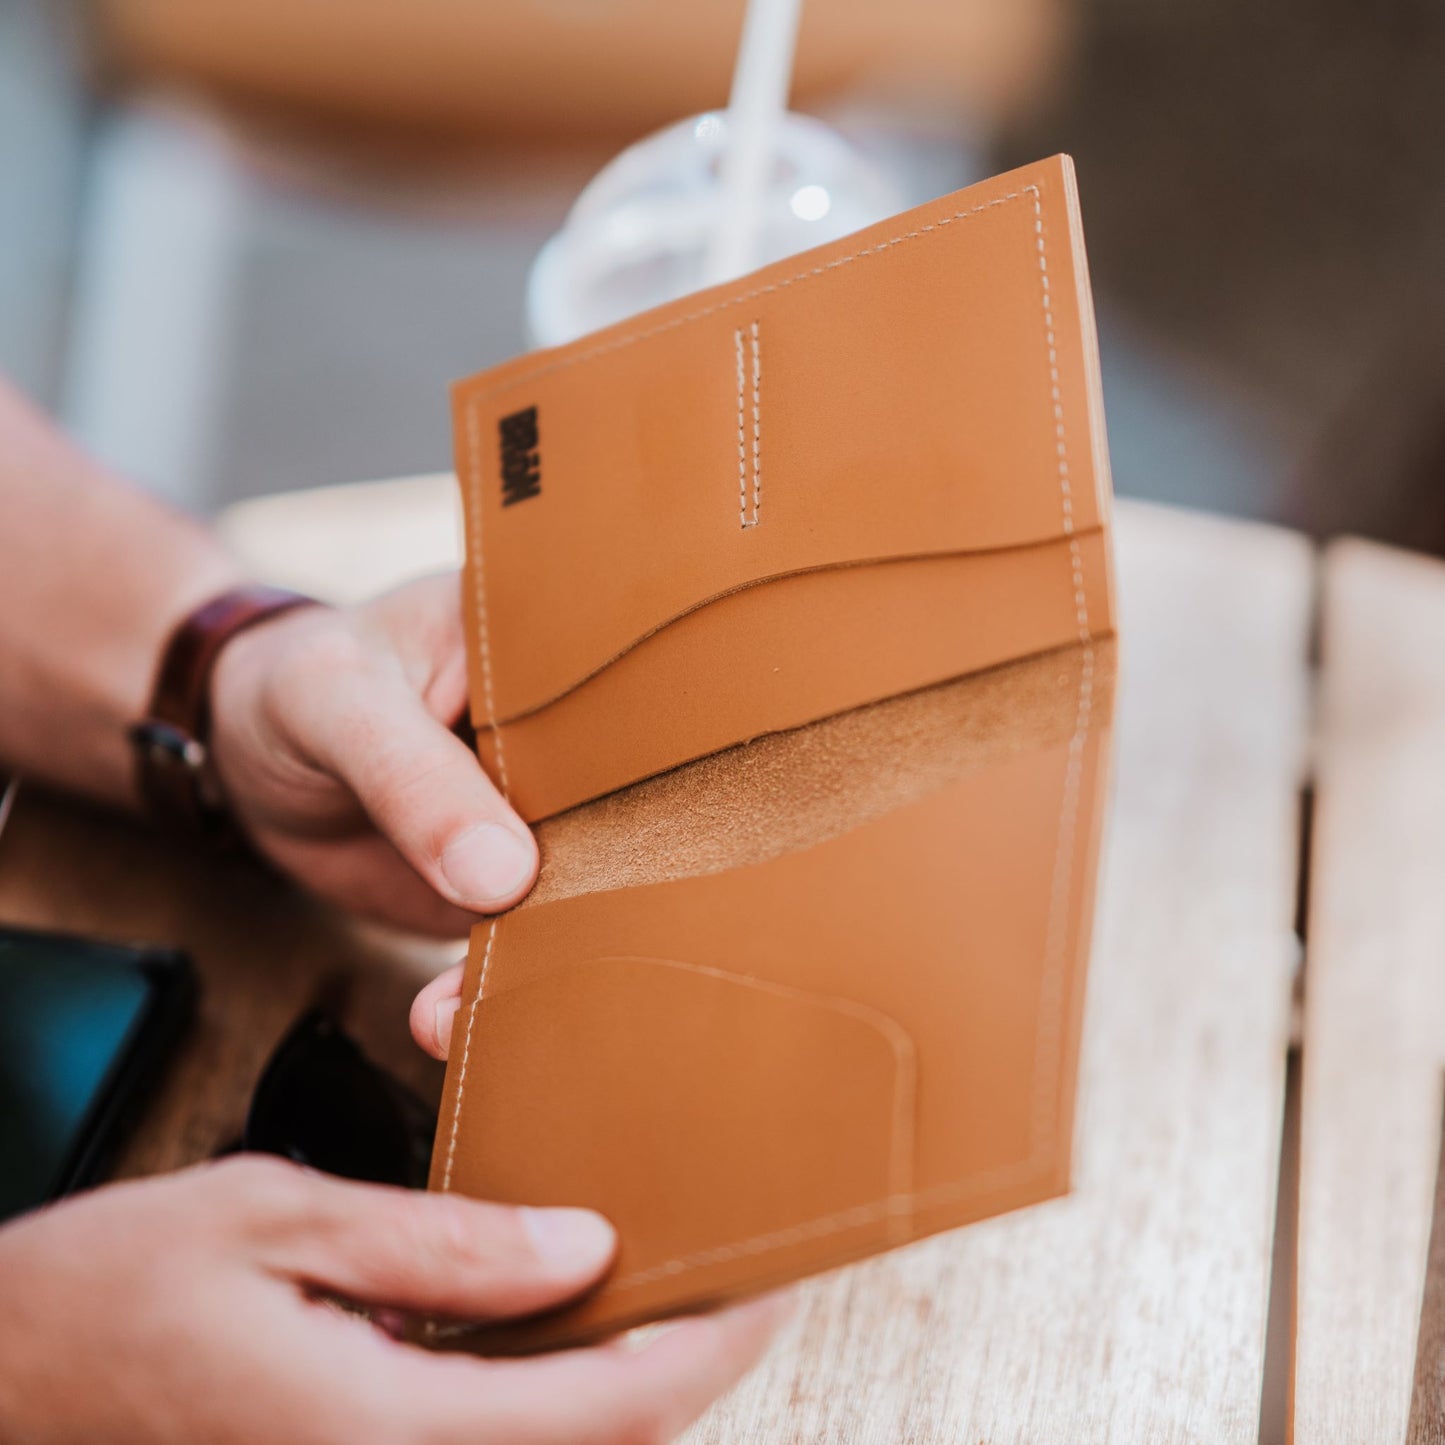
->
[45, 0, 1061, 511]
[3, 0, 1333, 537]
[96, 0, 1067, 140]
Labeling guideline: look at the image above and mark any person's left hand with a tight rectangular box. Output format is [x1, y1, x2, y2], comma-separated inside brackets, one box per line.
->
[210, 573, 536, 937]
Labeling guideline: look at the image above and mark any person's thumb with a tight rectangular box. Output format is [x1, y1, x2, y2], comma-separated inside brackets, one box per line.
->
[301, 667, 537, 913]
[220, 1160, 615, 1320]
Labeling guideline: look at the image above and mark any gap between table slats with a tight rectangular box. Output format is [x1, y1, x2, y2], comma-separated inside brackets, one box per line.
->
[1295, 539, 1445, 1444]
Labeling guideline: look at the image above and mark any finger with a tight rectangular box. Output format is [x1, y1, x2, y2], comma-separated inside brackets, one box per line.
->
[411, 963, 466, 1059]
[293, 669, 538, 914]
[407, 1293, 791, 1445]
[361, 574, 472, 724]
[262, 830, 476, 939]
[223, 1160, 616, 1320]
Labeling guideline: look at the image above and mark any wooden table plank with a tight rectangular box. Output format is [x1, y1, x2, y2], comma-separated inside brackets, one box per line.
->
[1295, 539, 1445, 1444]
[218, 473, 463, 604]
[687, 502, 1310, 1442]
[216, 482, 1308, 1434]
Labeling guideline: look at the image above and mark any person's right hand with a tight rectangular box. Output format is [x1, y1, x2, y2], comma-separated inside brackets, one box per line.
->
[0, 1158, 785, 1444]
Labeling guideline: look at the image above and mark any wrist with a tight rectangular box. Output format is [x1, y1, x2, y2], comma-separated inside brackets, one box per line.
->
[0, 532, 246, 812]
[129, 584, 321, 835]
[106, 545, 249, 809]
[0, 380, 249, 811]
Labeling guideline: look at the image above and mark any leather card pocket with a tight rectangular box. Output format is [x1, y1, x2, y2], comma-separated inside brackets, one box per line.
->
[426, 638, 1114, 1352]
[454, 154, 1114, 819]
[429, 955, 916, 1351]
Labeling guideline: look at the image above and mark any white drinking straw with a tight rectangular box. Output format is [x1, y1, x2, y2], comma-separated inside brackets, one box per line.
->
[701, 0, 805, 286]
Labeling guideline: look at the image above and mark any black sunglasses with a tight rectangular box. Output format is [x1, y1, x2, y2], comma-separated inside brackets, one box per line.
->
[232, 1010, 436, 1189]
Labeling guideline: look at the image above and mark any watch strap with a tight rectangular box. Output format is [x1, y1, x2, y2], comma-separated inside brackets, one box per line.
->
[130, 584, 318, 833]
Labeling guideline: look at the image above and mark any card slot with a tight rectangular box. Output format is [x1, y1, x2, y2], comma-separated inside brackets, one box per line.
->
[476, 529, 1108, 733]
[478, 530, 1112, 820]
[431, 953, 917, 1349]
[428, 667, 1112, 1353]
[456, 158, 1107, 734]
[523, 638, 1114, 906]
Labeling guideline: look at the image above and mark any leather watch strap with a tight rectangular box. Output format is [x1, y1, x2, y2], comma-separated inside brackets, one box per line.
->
[129, 584, 319, 834]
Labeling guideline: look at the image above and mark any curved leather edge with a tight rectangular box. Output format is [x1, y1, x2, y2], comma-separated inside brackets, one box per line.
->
[427, 952, 917, 1349]
[455, 154, 1106, 725]
[479, 530, 1113, 820]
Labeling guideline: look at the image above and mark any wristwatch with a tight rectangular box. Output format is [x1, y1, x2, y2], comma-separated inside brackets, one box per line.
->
[128, 584, 319, 835]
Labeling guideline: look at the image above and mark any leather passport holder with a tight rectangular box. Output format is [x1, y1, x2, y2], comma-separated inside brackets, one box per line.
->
[451, 153, 1112, 822]
[426, 154, 1117, 1353]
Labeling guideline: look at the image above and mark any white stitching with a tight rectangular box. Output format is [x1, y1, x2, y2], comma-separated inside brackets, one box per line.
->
[443, 183, 1100, 1286]
[735, 321, 762, 528]
[605, 1153, 1053, 1294]
[1033, 620, 1093, 1150]
[464, 403, 510, 800]
[1029, 184, 1094, 1154]
[440, 921, 497, 1192]
[590, 184, 1099, 1293]
[734, 328, 748, 527]
[749, 321, 762, 526]
[464, 192, 1032, 406]
[1034, 192, 1075, 542]
[468, 189, 1051, 738]
[429, 1150, 1055, 1332]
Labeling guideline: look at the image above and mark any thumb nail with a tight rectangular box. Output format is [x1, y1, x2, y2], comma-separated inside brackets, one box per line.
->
[520, 1207, 616, 1272]
[440, 823, 534, 906]
[433, 997, 461, 1058]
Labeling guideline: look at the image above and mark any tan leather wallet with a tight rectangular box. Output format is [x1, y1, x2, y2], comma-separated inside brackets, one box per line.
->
[426, 154, 1117, 1353]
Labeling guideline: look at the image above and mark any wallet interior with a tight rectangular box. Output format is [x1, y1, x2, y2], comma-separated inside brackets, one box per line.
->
[427, 637, 1115, 1352]
[427, 153, 1118, 1352]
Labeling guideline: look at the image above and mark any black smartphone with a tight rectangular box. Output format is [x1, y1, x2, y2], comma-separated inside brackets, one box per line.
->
[0, 924, 195, 1224]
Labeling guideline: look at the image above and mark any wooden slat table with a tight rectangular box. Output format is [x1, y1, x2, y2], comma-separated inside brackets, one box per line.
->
[1295, 540, 1445, 1444]
[5, 476, 1441, 1438]
[689, 504, 1310, 1444]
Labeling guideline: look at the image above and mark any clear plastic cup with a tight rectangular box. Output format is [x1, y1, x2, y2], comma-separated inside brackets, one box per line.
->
[525, 110, 903, 348]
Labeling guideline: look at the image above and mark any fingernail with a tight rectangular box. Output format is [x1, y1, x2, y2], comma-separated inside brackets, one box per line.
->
[620, 1320, 682, 1353]
[440, 823, 534, 906]
[520, 1207, 616, 1271]
[433, 997, 461, 1057]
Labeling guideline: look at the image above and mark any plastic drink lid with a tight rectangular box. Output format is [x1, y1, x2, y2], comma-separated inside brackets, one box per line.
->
[525, 110, 902, 349]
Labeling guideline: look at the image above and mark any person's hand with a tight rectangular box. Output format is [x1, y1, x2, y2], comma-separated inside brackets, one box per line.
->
[0, 1158, 786, 1444]
[411, 959, 469, 1059]
[209, 573, 535, 936]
